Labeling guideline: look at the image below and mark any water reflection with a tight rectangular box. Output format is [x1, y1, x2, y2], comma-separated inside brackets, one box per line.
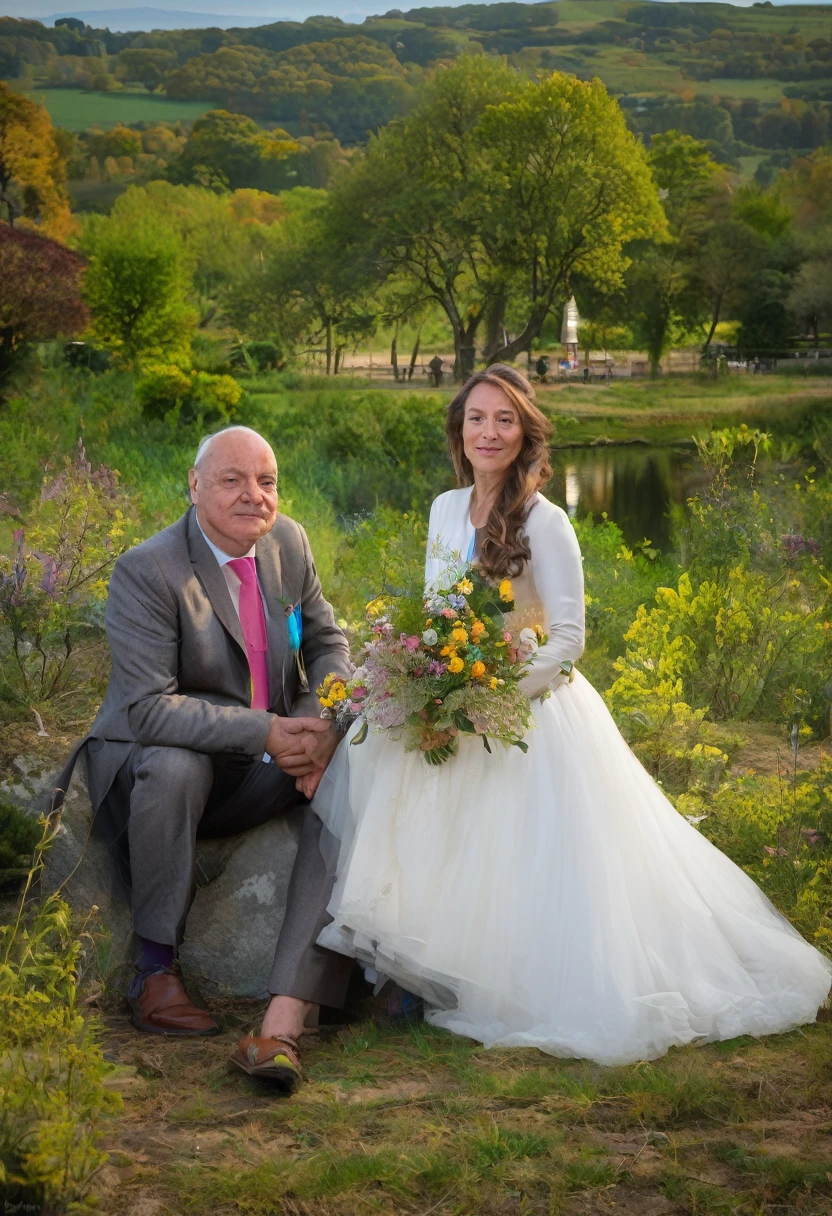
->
[549, 445, 702, 550]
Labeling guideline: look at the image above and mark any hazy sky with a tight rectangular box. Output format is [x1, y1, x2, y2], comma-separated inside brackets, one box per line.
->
[0, 0, 827, 27]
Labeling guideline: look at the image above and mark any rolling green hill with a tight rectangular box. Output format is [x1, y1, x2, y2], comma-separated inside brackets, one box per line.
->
[1, 2, 830, 161]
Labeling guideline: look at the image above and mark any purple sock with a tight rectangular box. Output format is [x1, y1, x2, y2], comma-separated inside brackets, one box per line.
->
[138, 937, 175, 972]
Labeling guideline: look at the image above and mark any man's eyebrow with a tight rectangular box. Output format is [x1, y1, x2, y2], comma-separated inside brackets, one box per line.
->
[215, 465, 277, 477]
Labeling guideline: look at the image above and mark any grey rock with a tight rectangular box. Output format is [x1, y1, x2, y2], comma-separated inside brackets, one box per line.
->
[2, 754, 301, 999]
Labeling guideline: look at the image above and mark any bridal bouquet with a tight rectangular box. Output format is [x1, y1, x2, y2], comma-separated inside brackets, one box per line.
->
[317, 564, 545, 765]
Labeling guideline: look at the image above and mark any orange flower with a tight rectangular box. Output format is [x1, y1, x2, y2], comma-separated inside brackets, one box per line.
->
[471, 661, 486, 679]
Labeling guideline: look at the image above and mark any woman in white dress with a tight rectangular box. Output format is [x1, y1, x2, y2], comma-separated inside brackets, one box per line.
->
[312, 364, 831, 1066]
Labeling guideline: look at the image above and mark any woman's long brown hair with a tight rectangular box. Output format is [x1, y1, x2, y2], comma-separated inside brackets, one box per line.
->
[446, 364, 553, 580]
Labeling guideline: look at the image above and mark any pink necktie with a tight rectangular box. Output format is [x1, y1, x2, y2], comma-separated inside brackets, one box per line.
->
[227, 557, 270, 710]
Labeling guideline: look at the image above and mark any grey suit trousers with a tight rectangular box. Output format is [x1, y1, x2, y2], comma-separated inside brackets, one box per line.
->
[95, 740, 354, 1007]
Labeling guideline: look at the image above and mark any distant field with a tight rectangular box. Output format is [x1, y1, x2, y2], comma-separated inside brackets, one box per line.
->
[19, 88, 212, 130]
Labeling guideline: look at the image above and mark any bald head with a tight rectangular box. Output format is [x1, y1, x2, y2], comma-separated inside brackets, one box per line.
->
[188, 426, 278, 557]
[194, 425, 275, 472]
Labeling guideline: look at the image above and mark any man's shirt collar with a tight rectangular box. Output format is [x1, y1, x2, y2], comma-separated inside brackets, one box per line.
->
[195, 513, 255, 566]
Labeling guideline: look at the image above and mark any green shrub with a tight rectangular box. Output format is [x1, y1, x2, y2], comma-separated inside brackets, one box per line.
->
[0, 799, 41, 890]
[572, 514, 672, 689]
[0, 818, 121, 1209]
[136, 362, 243, 426]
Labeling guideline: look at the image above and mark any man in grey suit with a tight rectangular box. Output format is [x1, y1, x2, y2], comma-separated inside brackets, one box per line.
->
[58, 425, 352, 1090]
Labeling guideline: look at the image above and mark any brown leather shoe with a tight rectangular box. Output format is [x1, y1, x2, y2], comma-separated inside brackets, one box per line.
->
[128, 966, 219, 1036]
[230, 1034, 303, 1093]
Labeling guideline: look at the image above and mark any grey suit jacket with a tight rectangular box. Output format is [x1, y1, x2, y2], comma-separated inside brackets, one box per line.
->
[66, 507, 350, 810]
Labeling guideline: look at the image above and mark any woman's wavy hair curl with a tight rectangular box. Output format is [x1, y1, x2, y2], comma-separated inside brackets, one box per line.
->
[446, 364, 553, 580]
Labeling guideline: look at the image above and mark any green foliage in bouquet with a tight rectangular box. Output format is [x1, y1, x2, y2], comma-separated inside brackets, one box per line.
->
[319, 564, 543, 765]
[0, 816, 121, 1209]
[0, 442, 137, 710]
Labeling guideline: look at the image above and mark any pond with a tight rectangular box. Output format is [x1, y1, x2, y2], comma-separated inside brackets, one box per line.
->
[549, 444, 705, 552]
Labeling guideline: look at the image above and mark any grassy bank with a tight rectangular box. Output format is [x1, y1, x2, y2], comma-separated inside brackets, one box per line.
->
[96, 992, 832, 1216]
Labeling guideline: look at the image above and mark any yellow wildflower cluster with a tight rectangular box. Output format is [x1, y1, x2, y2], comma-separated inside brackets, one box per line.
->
[319, 675, 348, 709]
[498, 579, 513, 602]
[366, 598, 388, 619]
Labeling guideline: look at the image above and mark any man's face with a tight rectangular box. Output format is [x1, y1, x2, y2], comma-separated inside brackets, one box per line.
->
[188, 431, 278, 556]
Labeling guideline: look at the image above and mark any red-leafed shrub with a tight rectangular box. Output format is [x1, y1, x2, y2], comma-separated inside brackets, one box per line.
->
[0, 223, 87, 380]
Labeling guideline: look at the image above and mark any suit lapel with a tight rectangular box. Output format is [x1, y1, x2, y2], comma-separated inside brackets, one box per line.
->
[186, 509, 246, 654]
[255, 530, 289, 709]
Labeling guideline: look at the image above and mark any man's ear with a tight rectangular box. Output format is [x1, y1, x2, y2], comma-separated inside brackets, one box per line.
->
[188, 468, 198, 504]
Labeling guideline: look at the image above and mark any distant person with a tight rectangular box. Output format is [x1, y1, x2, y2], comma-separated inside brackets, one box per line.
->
[428, 355, 444, 387]
[535, 355, 550, 384]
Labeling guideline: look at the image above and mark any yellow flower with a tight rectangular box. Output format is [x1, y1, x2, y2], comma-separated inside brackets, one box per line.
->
[451, 626, 468, 646]
[471, 661, 486, 679]
[329, 682, 347, 702]
[470, 619, 486, 639]
[498, 579, 513, 602]
[319, 696, 333, 708]
[366, 598, 387, 619]
[440, 645, 454, 657]
[448, 656, 464, 674]
[455, 577, 473, 595]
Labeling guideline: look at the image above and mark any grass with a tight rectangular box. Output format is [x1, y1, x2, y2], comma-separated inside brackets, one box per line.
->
[92, 1007, 832, 1215]
[17, 87, 212, 131]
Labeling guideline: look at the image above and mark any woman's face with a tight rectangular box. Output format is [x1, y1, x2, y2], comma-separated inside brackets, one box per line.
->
[462, 381, 525, 480]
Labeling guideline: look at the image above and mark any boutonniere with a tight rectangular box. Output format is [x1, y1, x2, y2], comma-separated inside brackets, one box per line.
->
[284, 601, 309, 692]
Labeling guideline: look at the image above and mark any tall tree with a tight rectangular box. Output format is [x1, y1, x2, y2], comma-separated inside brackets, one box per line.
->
[82, 210, 195, 367]
[626, 131, 719, 375]
[477, 74, 663, 366]
[331, 55, 521, 379]
[170, 110, 298, 192]
[226, 188, 377, 374]
[0, 83, 73, 239]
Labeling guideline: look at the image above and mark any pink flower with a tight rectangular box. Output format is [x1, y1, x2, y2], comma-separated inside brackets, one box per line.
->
[441, 608, 456, 619]
[351, 686, 367, 699]
[763, 846, 788, 857]
[413, 666, 424, 677]
[403, 635, 421, 651]
[503, 631, 513, 642]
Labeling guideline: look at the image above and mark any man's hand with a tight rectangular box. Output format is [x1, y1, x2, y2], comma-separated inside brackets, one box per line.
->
[265, 715, 329, 776]
[265, 715, 338, 777]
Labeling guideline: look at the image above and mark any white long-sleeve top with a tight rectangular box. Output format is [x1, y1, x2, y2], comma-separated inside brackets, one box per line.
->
[425, 487, 585, 699]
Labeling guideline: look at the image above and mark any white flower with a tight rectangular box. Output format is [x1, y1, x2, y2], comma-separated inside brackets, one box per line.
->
[422, 628, 438, 646]
[519, 627, 539, 651]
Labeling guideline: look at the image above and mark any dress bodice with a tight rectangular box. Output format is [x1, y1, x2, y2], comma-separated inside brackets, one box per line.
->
[425, 487, 585, 698]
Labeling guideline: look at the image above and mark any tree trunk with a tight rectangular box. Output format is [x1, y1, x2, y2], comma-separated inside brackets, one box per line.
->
[487, 299, 551, 367]
[407, 325, 422, 381]
[334, 345, 345, 375]
[325, 319, 333, 376]
[391, 327, 399, 382]
[701, 292, 724, 355]
[482, 292, 506, 361]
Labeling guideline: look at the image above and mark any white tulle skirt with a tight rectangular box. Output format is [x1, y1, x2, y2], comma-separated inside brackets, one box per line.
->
[312, 672, 832, 1065]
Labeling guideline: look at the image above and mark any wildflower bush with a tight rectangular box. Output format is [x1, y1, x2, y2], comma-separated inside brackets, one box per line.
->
[0, 442, 136, 712]
[0, 817, 121, 1209]
[610, 427, 832, 730]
